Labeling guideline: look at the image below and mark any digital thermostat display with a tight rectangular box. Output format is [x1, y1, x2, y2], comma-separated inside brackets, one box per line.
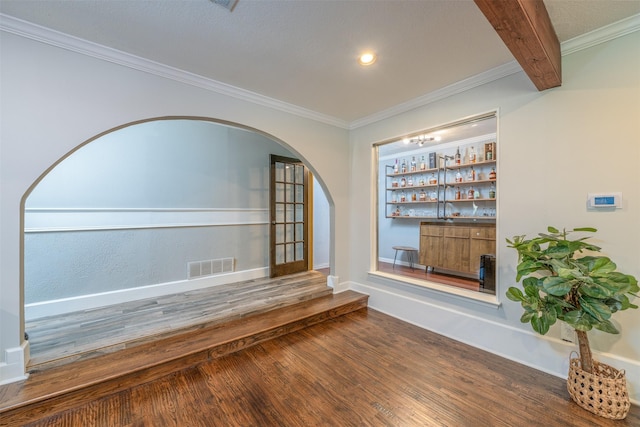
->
[588, 193, 622, 209]
[594, 196, 615, 206]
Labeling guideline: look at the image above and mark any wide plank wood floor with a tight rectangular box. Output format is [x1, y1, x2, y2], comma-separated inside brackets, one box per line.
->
[24, 308, 639, 427]
[25, 271, 331, 370]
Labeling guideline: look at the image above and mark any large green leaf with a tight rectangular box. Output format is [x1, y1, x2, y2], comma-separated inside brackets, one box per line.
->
[594, 319, 619, 334]
[588, 257, 617, 276]
[562, 310, 582, 325]
[572, 313, 595, 331]
[524, 282, 540, 299]
[545, 245, 572, 259]
[520, 311, 536, 323]
[506, 287, 525, 302]
[579, 296, 612, 321]
[531, 312, 551, 335]
[541, 276, 573, 296]
[579, 281, 613, 299]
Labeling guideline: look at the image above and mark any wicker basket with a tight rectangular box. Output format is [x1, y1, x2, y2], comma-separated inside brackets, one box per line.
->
[567, 353, 630, 420]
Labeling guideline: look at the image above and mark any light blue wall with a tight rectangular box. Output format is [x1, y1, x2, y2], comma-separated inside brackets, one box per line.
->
[24, 119, 295, 304]
[27, 120, 288, 209]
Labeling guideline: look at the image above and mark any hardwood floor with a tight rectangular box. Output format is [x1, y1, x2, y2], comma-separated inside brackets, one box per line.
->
[25, 271, 331, 370]
[19, 308, 638, 426]
[377, 261, 481, 292]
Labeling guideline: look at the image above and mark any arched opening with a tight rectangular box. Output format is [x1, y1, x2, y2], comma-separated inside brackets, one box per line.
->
[21, 117, 332, 368]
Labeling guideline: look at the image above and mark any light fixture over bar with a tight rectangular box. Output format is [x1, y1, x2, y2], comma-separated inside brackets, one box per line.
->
[403, 135, 442, 146]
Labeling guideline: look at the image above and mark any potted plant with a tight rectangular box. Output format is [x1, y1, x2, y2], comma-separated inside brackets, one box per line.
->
[506, 226, 638, 419]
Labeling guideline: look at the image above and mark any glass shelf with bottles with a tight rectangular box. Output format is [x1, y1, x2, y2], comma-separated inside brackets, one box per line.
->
[384, 142, 497, 219]
[387, 155, 437, 177]
[387, 172, 440, 191]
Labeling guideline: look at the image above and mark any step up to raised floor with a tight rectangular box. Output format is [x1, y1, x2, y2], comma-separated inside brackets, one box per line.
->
[0, 290, 369, 426]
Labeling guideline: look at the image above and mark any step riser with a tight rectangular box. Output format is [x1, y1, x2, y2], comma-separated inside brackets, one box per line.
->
[1, 296, 368, 426]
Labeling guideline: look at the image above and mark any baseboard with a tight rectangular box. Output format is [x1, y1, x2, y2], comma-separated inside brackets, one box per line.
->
[24, 267, 269, 320]
[0, 343, 29, 385]
[346, 279, 640, 405]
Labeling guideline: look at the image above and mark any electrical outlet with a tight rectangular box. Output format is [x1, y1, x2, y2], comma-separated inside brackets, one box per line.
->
[560, 322, 575, 343]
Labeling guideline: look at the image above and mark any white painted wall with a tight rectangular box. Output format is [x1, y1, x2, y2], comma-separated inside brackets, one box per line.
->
[349, 31, 640, 402]
[0, 31, 349, 383]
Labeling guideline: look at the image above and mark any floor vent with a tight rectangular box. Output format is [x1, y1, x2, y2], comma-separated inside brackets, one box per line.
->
[188, 257, 235, 279]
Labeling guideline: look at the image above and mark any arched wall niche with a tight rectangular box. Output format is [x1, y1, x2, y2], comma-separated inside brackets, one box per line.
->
[20, 116, 333, 329]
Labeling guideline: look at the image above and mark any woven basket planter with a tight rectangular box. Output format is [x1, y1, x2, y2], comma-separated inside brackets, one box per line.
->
[567, 353, 630, 420]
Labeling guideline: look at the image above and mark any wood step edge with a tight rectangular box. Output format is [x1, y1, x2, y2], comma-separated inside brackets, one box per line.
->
[0, 291, 368, 419]
[26, 286, 335, 372]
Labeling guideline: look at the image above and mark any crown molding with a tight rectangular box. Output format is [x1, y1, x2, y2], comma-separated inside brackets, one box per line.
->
[2, 12, 639, 131]
[560, 13, 640, 56]
[349, 61, 522, 130]
[0, 14, 350, 129]
[350, 13, 640, 130]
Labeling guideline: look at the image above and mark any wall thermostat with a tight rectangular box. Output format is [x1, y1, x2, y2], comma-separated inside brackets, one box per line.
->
[587, 192, 622, 209]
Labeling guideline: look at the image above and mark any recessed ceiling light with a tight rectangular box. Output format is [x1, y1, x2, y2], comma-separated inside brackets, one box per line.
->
[358, 52, 377, 66]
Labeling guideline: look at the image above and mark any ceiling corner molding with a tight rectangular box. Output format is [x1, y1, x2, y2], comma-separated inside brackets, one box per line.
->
[560, 13, 640, 56]
[0, 13, 350, 130]
[349, 61, 521, 130]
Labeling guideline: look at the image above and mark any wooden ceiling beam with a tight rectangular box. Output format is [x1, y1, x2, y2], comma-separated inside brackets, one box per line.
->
[474, 0, 561, 91]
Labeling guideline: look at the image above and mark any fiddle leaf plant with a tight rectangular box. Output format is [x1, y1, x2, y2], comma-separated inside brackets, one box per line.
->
[506, 226, 638, 373]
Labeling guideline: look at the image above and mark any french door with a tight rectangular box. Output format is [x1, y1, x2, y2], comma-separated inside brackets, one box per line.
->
[269, 155, 309, 277]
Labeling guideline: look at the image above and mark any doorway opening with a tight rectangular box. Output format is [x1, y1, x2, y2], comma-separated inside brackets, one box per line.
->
[22, 117, 332, 369]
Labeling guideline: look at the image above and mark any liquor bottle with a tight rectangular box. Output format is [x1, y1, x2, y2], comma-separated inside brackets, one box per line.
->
[455, 187, 461, 200]
[391, 190, 397, 203]
[474, 188, 481, 199]
[407, 176, 413, 187]
[391, 177, 398, 188]
[410, 156, 417, 172]
[411, 191, 417, 202]
[489, 183, 496, 199]
[469, 146, 476, 163]
[395, 206, 401, 216]
[455, 147, 461, 165]
[486, 144, 493, 161]
[393, 159, 399, 174]
[467, 167, 475, 181]
[419, 189, 427, 201]
[420, 155, 426, 170]
[400, 191, 406, 202]
[400, 177, 406, 187]
[467, 186, 475, 199]
[489, 167, 496, 180]
[455, 170, 463, 183]
[429, 173, 437, 185]
[401, 158, 407, 173]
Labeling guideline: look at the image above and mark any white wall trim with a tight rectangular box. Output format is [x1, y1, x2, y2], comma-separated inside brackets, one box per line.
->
[350, 62, 522, 130]
[3, 12, 637, 134]
[24, 267, 269, 320]
[0, 343, 29, 385]
[346, 280, 640, 404]
[24, 207, 269, 232]
[350, 14, 640, 130]
[560, 13, 640, 56]
[0, 13, 349, 130]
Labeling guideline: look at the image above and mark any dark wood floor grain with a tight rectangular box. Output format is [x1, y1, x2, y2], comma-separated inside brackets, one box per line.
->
[22, 309, 639, 427]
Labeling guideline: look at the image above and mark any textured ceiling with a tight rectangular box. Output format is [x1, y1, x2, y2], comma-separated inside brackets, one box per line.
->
[1, 0, 639, 125]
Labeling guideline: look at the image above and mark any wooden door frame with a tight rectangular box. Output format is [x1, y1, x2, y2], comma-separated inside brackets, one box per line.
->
[269, 155, 310, 277]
